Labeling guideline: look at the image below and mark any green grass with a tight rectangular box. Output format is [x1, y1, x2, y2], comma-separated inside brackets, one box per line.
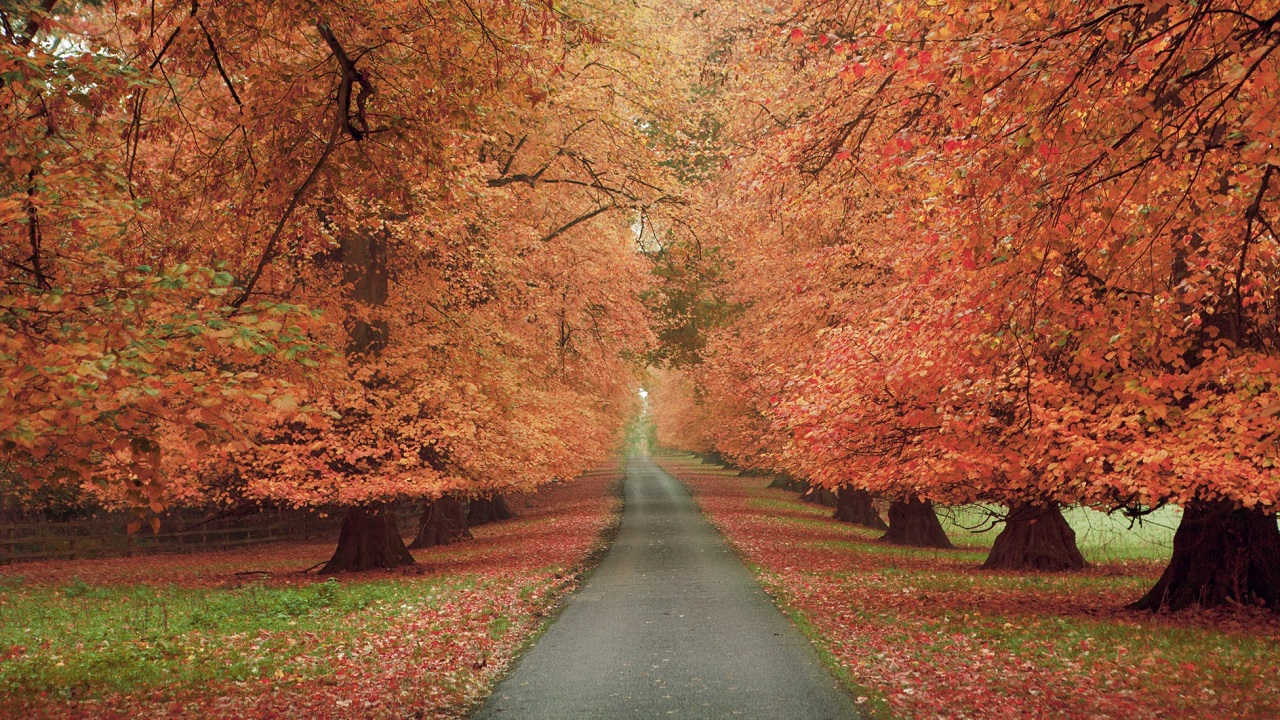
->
[751, 489, 1180, 563]
[0, 469, 626, 716]
[0, 573, 469, 699]
[748, 477, 1182, 563]
[936, 504, 1181, 562]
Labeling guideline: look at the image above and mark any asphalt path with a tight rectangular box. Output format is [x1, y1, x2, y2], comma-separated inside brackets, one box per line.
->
[473, 455, 861, 719]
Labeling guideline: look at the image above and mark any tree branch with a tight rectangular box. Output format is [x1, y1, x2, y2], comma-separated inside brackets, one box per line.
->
[231, 21, 362, 308]
[316, 21, 373, 141]
[1234, 164, 1275, 321]
[540, 205, 611, 244]
[24, 165, 48, 289]
[198, 18, 241, 105]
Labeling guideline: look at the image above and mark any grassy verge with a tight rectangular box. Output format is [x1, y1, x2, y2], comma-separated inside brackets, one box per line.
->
[657, 454, 1280, 720]
[0, 574, 477, 697]
[936, 503, 1181, 562]
[0, 466, 624, 719]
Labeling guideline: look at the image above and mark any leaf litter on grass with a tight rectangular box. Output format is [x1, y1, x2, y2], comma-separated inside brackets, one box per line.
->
[656, 456, 1280, 720]
[0, 467, 622, 719]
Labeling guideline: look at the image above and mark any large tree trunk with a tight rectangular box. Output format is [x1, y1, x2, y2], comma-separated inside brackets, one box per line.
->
[467, 495, 514, 527]
[982, 502, 1086, 571]
[880, 497, 953, 548]
[321, 504, 415, 573]
[834, 488, 889, 530]
[800, 484, 839, 508]
[767, 474, 806, 492]
[1132, 502, 1280, 612]
[410, 496, 472, 548]
[321, 224, 410, 572]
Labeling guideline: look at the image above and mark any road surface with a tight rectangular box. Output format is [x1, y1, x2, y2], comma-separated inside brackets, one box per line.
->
[473, 455, 861, 719]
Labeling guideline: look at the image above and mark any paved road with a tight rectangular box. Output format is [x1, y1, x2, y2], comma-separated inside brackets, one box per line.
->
[473, 456, 861, 719]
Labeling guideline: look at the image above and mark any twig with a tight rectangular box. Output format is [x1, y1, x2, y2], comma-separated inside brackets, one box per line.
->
[232, 21, 362, 308]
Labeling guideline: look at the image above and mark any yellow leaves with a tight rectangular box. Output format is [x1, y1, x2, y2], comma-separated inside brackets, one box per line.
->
[272, 395, 300, 412]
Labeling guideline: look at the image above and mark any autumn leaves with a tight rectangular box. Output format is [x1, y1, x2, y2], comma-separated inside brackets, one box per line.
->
[4, 0, 1279, 606]
[0, 1, 670, 553]
[647, 1, 1280, 610]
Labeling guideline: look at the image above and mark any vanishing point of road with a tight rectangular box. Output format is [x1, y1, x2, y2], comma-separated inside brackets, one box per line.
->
[473, 455, 862, 719]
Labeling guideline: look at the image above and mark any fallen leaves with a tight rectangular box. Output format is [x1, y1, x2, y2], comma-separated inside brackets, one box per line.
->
[0, 467, 622, 719]
[659, 458, 1280, 720]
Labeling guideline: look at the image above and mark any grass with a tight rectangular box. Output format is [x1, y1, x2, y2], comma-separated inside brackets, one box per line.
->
[747, 473, 1183, 563]
[0, 574, 471, 699]
[0, 466, 625, 719]
[937, 504, 1181, 562]
[747, 491, 1182, 567]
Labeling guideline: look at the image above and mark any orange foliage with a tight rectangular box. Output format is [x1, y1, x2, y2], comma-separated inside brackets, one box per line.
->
[1, 1, 682, 516]
[653, 0, 1280, 513]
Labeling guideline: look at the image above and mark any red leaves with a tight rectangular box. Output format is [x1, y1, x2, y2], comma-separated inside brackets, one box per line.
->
[647, 0, 1280, 521]
[0, 466, 623, 718]
[4, 0, 655, 525]
[840, 63, 867, 82]
[659, 459, 1280, 720]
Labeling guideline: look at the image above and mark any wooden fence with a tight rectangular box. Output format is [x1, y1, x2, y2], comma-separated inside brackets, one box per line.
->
[0, 505, 422, 564]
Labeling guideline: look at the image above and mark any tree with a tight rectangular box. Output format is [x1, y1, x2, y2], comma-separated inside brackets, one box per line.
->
[1, 0, 321, 530]
[650, 0, 1280, 603]
[2, 0, 676, 569]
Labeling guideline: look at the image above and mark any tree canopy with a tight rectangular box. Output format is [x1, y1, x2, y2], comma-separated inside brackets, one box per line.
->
[4, 0, 1280, 606]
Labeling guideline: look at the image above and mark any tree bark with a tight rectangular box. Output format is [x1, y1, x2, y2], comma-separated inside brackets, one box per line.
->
[341, 224, 389, 358]
[880, 497, 953, 548]
[1132, 501, 1280, 611]
[982, 502, 1086, 571]
[800, 484, 839, 508]
[833, 488, 888, 530]
[409, 496, 472, 548]
[321, 504, 415, 573]
[767, 474, 806, 492]
[321, 223, 413, 571]
[467, 495, 514, 526]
